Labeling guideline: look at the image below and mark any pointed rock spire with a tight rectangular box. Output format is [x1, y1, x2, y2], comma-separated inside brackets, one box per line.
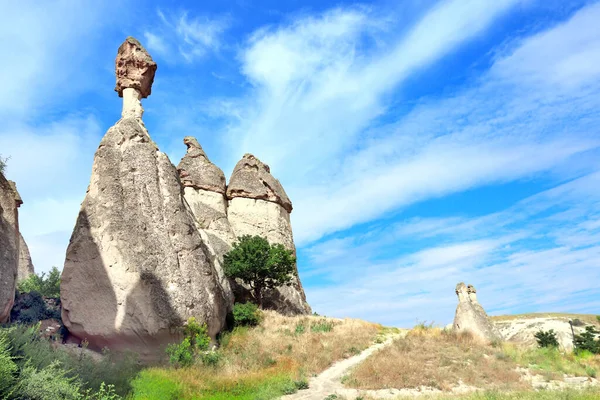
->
[453, 282, 500, 343]
[178, 136, 227, 194]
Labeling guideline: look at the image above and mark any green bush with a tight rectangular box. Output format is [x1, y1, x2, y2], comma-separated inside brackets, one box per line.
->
[200, 350, 222, 367]
[166, 338, 194, 367]
[575, 326, 600, 354]
[12, 361, 83, 400]
[295, 323, 306, 335]
[11, 291, 61, 325]
[596, 315, 600, 324]
[18, 266, 62, 299]
[535, 329, 559, 348]
[232, 302, 262, 327]
[0, 334, 17, 396]
[2, 324, 138, 397]
[166, 317, 212, 367]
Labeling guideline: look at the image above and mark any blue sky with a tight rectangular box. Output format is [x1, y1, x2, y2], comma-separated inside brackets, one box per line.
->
[1, 0, 599, 327]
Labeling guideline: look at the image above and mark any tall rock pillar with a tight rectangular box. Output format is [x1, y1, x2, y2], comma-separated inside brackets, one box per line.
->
[226, 154, 311, 315]
[60, 37, 228, 357]
[453, 282, 500, 343]
[0, 174, 21, 322]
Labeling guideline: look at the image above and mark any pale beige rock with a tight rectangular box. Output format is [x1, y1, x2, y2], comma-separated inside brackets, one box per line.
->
[17, 232, 35, 281]
[227, 154, 292, 213]
[453, 283, 500, 343]
[177, 139, 236, 309]
[0, 174, 20, 322]
[61, 38, 227, 358]
[227, 154, 310, 315]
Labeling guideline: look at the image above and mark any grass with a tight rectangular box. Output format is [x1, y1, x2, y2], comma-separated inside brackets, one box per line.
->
[490, 313, 600, 326]
[345, 323, 600, 395]
[346, 326, 526, 391]
[130, 311, 382, 399]
[501, 345, 600, 378]
[356, 388, 600, 399]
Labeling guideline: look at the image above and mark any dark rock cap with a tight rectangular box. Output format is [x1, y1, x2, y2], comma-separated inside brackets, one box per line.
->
[226, 154, 292, 212]
[177, 136, 227, 194]
[115, 37, 157, 98]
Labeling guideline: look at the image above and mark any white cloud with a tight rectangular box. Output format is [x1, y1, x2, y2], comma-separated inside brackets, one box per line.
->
[144, 9, 230, 63]
[303, 171, 600, 326]
[212, 0, 600, 247]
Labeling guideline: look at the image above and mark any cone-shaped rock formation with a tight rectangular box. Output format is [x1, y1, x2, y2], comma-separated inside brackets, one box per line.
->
[226, 154, 311, 314]
[453, 282, 500, 343]
[60, 38, 228, 358]
[177, 137, 235, 310]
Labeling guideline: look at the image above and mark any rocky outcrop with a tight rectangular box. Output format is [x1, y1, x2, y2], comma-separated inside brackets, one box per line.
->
[453, 283, 500, 343]
[226, 154, 311, 315]
[0, 174, 21, 322]
[177, 137, 235, 310]
[60, 37, 228, 358]
[18, 233, 35, 281]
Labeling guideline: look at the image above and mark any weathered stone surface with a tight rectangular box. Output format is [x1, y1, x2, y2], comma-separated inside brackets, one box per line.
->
[227, 154, 293, 213]
[0, 173, 19, 322]
[179, 137, 227, 194]
[177, 137, 235, 310]
[115, 37, 157, 99]
[18, 232, 35, 281]
[61, 117, 229, 357]
[61, 40, 227, 358]
[227, 154, 310, 315]
[453, 283, 500, 343]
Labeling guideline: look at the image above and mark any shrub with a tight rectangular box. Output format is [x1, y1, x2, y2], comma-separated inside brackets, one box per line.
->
[574, 326, 600, 354]
[295, 322, 306, 335]
[166, 338, 194, 367]
[12, 361, 83, 400]
[0, 334, 17, 396]
[535, 329, 559, 348]
[18, 266, 62, 299]
[223, 235, 296, 307]
[200, 351, 222, 367]
[596, 315, 600, 324]
[11, 291, 60, 325]
[233, 302, 262, 327]
[166, 317, 212, 367]
[572, 318, 586, 327]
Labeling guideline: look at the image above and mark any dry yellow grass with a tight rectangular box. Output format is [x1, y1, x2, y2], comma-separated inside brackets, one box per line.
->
[140, 311, 383, 398]
[345, 326, 527, 392]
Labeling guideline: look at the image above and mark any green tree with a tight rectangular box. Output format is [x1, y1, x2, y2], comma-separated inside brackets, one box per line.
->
[534, 329, 559, 348]
[223, 235, 296, 308]
[18, 266, 61, 299]
[574, 326, 600, 354]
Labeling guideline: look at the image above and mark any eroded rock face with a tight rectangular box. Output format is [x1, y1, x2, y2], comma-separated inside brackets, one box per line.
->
[453, 282, 500, 343]
[227, 154, 310, 315]
[227, 154, 292, 213]
[0, 174, 20, 322]
[177, 137, 235, 310]
[115, 37, 157, 99]
[18, 232, 35, 281]
[61, 38, 227, 358]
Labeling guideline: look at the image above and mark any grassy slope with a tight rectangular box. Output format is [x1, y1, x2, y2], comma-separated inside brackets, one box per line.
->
[490, 313, 600, 325]
[345, 325, 600, 395]
[130, 311, 383, 400]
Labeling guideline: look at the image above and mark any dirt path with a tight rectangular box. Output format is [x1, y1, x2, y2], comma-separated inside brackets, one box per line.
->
[281, 331, 412, 400]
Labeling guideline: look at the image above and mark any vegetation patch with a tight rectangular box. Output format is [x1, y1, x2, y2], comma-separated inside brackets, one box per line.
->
[130, 311, 381, 399]
[346, 326, 527, 392]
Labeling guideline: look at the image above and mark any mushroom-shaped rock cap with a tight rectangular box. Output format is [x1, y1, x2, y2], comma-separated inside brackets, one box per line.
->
[226, 154, 292, 213]
[115, 37, 157, 98]
[177, 136, 227, 194]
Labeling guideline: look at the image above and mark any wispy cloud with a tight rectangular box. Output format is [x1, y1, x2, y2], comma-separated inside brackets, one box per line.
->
[144, 9, 230, 62]
[215, 1, 600, 245]
[303, 171, 600, 326]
